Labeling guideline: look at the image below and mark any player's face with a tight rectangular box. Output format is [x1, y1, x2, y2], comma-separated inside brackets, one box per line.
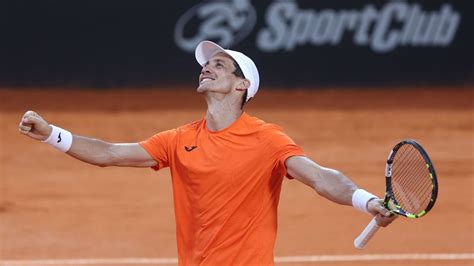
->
[197, 53, 242, 96]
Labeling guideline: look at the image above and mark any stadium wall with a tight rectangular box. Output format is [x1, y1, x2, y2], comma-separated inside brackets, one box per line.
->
[2, 0, 473, 88]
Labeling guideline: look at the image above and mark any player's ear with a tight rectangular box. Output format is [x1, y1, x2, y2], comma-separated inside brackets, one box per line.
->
[236, 79, 250, 92]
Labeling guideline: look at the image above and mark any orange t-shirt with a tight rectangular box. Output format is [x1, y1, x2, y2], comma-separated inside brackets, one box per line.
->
[140, 112, 304, 265]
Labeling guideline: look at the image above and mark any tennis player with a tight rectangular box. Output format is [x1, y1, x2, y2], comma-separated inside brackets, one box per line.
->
[19, 40, 396, 265]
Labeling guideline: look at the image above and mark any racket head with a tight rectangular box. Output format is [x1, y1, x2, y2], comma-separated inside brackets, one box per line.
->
[383, 139, 438, 218]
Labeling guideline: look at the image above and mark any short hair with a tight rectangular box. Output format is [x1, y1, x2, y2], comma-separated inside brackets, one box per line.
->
[232, 61, 245, 79]
[232, 60, 248, 109]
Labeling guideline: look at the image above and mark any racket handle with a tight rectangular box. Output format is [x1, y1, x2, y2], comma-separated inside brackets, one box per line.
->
[354, 217, 380, 249]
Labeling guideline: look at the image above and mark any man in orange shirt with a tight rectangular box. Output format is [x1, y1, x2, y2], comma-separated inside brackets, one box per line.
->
[19, 40, 395, 265]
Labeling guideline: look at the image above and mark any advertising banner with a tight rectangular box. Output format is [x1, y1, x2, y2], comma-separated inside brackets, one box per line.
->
[3, 0, 472, 88]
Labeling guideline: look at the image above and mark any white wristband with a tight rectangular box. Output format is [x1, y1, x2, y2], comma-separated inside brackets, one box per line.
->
[42, 125, 73, 152]
[352, 189, 378, 214]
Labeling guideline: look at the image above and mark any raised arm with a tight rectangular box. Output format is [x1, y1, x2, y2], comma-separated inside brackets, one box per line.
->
[285, 155, 396, 226]
[19, 110, 156, 168]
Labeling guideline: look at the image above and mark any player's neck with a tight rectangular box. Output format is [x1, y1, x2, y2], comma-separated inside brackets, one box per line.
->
[205, 100, 243, 132]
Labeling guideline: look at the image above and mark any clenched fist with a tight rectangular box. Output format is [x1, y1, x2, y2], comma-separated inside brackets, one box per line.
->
[19, 111, 52, 141]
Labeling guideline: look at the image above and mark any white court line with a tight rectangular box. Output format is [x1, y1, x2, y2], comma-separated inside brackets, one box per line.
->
[275, 253, 474, 262]
[0, 253, 473, 265]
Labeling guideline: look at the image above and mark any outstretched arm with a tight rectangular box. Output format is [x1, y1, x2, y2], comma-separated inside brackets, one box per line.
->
[285, 155, 396, 226]
[19, 110, 156, 168]
[286, 156, 357, 205]
[67, 136, 155, 167]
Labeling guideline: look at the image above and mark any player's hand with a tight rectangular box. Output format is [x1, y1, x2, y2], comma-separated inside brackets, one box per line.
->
[18, 110, 52, 141]
[367, 198, 397, 227]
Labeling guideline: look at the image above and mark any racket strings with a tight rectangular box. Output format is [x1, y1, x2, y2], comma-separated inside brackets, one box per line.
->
[397, 149, 432, 198]
[392, 148, 425, 211]
[393, 148, 424, 193]
[395, 148, 432, 212]
[393, 148, 432, 213]
[393, 164, 430, 213]
[391, 145, 433, 214]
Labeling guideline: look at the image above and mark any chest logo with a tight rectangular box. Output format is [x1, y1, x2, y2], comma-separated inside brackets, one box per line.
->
[184, 145, 198, 152]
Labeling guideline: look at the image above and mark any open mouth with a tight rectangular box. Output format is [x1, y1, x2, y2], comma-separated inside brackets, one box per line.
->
[200, 77, 214, 84]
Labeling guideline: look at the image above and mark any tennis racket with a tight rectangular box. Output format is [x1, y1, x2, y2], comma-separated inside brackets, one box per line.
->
[354, 139, 438, 249]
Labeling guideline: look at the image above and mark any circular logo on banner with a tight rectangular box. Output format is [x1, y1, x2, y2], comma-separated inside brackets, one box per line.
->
[174, 0, 257, 52]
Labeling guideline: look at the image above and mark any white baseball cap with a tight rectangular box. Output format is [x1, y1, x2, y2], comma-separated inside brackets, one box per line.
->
[195, 40, 259, 102]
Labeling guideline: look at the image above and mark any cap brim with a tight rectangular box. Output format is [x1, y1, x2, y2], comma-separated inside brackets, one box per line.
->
[195, 41, 227, 66]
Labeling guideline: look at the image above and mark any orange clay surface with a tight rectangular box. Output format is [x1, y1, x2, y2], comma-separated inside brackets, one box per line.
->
[0, 87, 473, 265]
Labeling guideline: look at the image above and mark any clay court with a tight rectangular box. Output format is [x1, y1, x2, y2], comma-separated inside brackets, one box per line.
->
[0, 87, 472, 265]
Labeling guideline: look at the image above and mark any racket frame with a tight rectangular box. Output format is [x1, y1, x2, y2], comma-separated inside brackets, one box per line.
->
[383, 139, 438, 218]
[354, 139, 439, 249]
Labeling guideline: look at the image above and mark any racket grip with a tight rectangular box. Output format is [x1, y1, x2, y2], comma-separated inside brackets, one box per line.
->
[354, 217, 380, 249]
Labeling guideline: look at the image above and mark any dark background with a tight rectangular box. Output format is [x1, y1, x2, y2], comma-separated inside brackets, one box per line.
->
[2, 0, 473, 88]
